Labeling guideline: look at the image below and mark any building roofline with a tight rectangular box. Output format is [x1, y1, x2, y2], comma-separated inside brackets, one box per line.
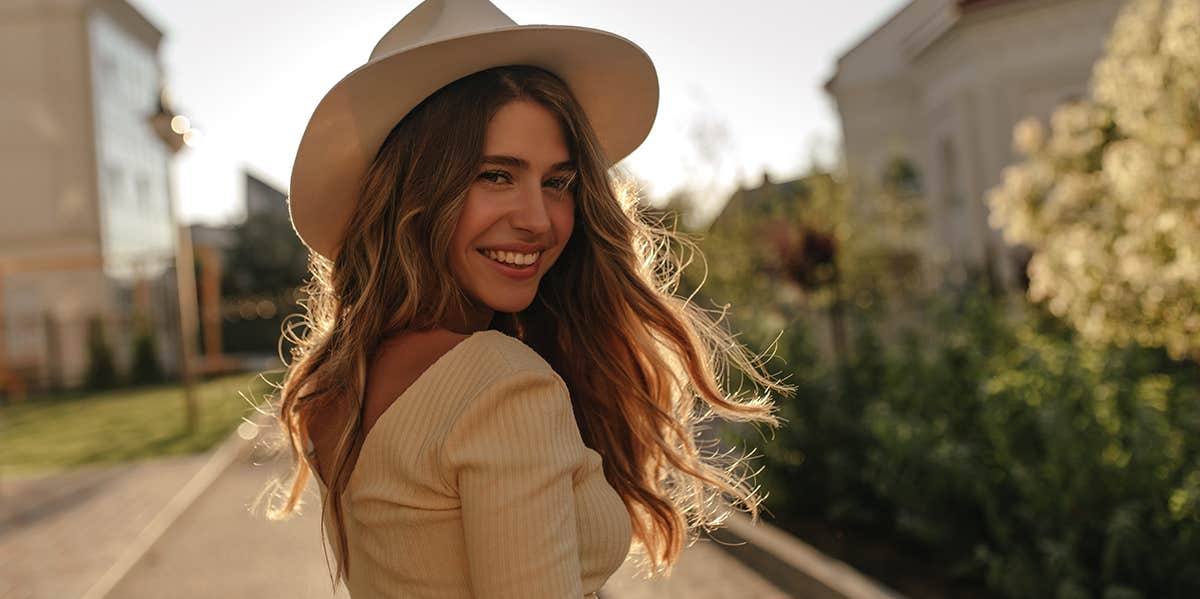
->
[829, 1, 920, 71]
[957, 0, 1020, 12]
[826, 0, 1028, 92]
[242, 165, 289, 196]
[91, 0, 164, 51]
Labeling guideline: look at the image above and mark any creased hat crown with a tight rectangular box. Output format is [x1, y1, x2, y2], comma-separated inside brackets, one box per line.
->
[371, 0, 518, 59]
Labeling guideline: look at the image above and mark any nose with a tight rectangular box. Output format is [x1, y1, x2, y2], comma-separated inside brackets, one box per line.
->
[508, 178, 552, 235]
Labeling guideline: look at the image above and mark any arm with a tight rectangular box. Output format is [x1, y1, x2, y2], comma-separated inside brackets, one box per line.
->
[443, 368, 587, 598]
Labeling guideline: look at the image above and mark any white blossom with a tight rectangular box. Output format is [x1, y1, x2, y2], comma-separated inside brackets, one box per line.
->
[988, 0, 1200, 360]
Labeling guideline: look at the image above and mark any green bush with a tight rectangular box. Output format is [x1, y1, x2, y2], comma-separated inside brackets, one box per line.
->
[128, 312, 164, 385]
[740, 293, 1200, 598]
[84, 315, 118, 389]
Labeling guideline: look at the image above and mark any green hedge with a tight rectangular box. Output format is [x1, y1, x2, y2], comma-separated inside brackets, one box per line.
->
[740, 294, 1200, 598]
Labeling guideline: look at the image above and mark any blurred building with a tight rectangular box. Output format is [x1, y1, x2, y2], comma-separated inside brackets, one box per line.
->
[714, 172, 815, 227]
[245, 169, 289, 221]
[826, 0, 1124, 291]
[188, 170, 293, 371]
[0, 0, 180, 392]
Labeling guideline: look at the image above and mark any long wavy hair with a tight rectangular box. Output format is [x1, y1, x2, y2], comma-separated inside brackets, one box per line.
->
[258, 65, 791, 587]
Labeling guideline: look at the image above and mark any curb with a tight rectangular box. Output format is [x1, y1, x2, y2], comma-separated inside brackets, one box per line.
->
[707, 510, 907, 599]
[79, 413, 269, 599]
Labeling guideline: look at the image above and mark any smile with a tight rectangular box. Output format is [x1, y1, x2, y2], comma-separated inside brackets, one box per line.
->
[480, 248, 541, 266]
[476, 248, 542, 280]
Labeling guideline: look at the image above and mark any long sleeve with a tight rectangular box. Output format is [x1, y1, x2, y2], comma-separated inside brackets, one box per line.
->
[442, 367, 587, 599]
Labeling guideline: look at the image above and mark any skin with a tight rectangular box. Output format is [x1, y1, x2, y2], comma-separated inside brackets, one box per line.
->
[445, 99, 577, 333]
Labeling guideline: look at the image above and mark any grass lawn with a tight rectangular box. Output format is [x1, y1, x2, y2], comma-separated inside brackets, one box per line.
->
[0, 372, 280, 476]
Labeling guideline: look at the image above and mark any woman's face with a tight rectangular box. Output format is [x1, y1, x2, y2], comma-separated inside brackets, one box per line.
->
[449, 99, 577, 317]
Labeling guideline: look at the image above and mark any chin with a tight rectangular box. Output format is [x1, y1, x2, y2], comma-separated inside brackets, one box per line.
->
[485, 293, 537, 314]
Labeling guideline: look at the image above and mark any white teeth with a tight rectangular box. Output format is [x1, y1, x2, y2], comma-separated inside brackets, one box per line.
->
[482, 249, 540, 267]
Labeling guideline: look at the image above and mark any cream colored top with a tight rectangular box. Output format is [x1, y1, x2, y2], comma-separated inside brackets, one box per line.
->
[304, 329, 632, 599]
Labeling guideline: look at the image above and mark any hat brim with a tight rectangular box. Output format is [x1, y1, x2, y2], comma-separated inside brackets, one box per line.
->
[288, 24, 659, 260]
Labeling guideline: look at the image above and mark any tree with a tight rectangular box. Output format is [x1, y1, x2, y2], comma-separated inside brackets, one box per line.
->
[221, 212, 310, 298]
[988, 0, 1200, 360]
[683, 162, 926, 379]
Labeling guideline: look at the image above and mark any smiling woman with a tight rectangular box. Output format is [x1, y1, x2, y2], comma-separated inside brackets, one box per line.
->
[257, 1, 791, 597]
[451, 100, 577, 310]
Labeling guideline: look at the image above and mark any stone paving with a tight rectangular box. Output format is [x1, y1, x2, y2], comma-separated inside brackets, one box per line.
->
[603, 541, 791, 599]
[111, 443, 792, 598]
[107, 444, 349, 599]
[5, 435, 792, 599]
[0, 454, 211, 599]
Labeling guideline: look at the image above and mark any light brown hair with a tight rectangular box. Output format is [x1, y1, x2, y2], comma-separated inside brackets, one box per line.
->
[258, 65, 791, 587]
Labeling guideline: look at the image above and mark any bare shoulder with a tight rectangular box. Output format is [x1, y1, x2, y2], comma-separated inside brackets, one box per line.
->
[371, 329, 472, 382]
[374, 329, 555, 393]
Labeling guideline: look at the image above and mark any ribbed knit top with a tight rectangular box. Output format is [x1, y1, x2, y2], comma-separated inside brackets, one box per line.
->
[304, 329, 632, 598]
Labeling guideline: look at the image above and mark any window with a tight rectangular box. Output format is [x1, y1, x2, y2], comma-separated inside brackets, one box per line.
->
[939, 138, 961, 208]
[881, 156, 922, 197]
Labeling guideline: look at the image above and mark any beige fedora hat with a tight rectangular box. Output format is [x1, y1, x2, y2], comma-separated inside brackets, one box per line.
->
[288, 0, 659, 260]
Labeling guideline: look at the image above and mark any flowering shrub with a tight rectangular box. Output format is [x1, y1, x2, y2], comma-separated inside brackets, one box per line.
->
[987, 0, 1200, 360]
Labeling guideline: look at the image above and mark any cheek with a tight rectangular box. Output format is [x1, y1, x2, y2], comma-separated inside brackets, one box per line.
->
[450, 195, 486, 274]
[546, 200, 575, 267]
[458, 191, 498, 239]
[556, 200, 575, 241]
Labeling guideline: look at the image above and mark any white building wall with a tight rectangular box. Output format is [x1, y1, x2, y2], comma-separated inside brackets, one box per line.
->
[0, 0, 179, 390]
[88, 8, 174, 284]
[828, 0, 1125, 290]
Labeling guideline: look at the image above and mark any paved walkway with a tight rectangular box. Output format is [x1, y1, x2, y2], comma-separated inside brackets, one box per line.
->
[112, 442, 790, 598]
[603, 540, 790, 598]
[107, 443, 349, 599]
[4, 435, 791, 598]
[0, 454, 211, 599]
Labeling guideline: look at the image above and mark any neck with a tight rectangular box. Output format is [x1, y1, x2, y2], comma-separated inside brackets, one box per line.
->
[439, 299, 494, 335]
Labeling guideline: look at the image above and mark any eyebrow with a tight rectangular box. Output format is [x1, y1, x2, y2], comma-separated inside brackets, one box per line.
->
[481, 155, 575, 172]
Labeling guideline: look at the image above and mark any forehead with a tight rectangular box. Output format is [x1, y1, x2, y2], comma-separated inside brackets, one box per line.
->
[482, 100, 571, 166]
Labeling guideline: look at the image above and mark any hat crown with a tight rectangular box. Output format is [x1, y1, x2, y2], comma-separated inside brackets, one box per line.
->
[370, 0, 518, 60]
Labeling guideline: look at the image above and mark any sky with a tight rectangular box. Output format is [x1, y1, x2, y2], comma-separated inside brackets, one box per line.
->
[127, 0, 909, 227]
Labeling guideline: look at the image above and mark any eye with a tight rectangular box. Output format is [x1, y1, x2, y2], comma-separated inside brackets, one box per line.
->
[479, 169, 512, 184]
[546, 173, 577, 192]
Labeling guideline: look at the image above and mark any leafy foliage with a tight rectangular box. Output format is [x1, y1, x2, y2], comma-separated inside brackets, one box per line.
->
[987, 0, 1200, 360]
[684, 168, 927, 345]
[741, 293, 1200, 598]
[682, 132, 1200, 595]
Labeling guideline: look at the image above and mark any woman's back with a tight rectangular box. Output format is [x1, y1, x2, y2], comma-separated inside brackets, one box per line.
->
[305, 330, 631, 598]
[306, 329, 470, 488]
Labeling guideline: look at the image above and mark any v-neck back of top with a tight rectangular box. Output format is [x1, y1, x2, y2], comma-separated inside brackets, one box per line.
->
[299, 329, 631, 598]
[305, 329, 488, 491]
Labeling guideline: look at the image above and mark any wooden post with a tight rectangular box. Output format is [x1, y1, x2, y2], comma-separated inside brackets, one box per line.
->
[196, 244, 223, 362]
[173, 223, 200, 433]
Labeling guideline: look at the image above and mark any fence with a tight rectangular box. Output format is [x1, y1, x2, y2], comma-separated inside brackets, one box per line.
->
[0, 290, 302, 401]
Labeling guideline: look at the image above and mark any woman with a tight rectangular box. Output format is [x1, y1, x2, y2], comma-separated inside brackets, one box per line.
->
[260, 1, 791, 597]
